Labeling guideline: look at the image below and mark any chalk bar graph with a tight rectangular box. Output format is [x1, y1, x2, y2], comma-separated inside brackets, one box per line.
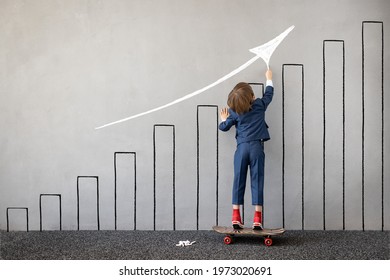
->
[282, 64, 304, 230]
[114, 152, 137, 230]
[241, 83, 265, 226]
[323, 40, 345, 230]
[362, 21, 384, 231]
[6, 207, 29, 232]
[77, 176, 100, 231]
[196, 105, 219, 230]
[153, 124, 176, 230]
[39, 194, 62, 231]
[4, 21, 386, 232]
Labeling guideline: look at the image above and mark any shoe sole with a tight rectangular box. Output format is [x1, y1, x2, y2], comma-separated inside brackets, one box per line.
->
[252, 222, 263, 230]
[232, 223, 244, 230]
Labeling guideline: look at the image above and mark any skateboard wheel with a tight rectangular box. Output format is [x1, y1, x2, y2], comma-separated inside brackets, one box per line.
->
[264, 237, 273, 246]
[224, 236, 233, 245]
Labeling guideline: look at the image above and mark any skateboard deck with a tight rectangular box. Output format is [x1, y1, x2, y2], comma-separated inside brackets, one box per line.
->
[212, 225, 285, 246]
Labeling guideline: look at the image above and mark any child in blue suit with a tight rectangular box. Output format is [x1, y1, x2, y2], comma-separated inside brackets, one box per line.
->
[219, 69, 273, 229]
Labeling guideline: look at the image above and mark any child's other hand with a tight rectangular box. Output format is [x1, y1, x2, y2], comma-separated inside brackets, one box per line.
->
[220, 108, 229, 122]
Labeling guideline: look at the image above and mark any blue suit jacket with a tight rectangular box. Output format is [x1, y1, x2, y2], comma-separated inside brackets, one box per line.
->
[219, 85, 274, 144]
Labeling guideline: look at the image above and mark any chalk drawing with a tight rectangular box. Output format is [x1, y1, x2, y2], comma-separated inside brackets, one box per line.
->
[39, 194, 62, 231]
[95, 26, 295, 129]
[77, 176, 100, 231]
[196, 105, 219, 230]
[153, 124, 176, 231]
[114, 152, 137, 231]
[6, 207, 29, 232]
[249, 25, 295, 69]
[176, 240, 196, 247]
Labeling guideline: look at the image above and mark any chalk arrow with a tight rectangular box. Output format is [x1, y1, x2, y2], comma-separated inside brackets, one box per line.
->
[249, 25, 295, 69]
[95, 25, 294, 130]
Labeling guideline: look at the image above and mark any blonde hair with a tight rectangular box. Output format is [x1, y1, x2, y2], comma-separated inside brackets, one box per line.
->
[227, 82, 254, 114]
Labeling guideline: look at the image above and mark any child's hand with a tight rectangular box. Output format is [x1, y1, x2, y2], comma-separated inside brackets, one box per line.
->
[265, 69, 272, 80]
[220, 108, 229, 122]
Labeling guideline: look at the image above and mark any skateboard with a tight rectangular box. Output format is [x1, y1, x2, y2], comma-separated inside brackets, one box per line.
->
[212, 225, 285, 246]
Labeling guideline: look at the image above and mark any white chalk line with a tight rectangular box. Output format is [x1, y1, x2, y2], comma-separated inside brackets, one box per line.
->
[95, 55, 260, 129]
[95, 25, 294, 130]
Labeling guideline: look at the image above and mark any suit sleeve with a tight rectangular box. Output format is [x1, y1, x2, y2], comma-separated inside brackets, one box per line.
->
[260, 85, 274, 109]
[219, 113, 236, 131]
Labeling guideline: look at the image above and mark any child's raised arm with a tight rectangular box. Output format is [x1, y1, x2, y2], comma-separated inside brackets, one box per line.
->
[261, 69, 274, 109]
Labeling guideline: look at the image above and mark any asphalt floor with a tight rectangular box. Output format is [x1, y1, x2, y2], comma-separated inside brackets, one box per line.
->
[1, 230, 388, 260]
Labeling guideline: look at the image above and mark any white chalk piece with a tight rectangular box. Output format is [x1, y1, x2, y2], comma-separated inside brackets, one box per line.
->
[95, 25, 295, 130]
[176, 240, 196, 247]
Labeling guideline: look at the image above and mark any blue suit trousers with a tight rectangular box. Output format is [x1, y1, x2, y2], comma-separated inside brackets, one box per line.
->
[232, 140, 265, 206]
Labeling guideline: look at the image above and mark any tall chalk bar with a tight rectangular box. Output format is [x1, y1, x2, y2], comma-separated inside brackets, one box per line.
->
[114, 152, 137, 230]
[39, 194, 62, 231]
[282, 64, 305, 230]
[6, 207, 29, 232]
[323, 40, 345, 230]
[362, 21, 384, 231]
[153, 124, 176, 230]
[77, 176, 100, 230]
[196, 105, 219, 230]
[242, 83, 264, 226]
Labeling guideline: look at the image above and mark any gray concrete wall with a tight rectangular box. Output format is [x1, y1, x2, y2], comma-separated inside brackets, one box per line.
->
[1, 0, 389, 231]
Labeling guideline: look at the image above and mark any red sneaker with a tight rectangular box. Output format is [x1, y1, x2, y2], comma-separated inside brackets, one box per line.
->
[253, 211, 263, 230]
[232, 209, 244, 229]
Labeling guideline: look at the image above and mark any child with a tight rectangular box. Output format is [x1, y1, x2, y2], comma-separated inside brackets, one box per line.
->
[219, 69, 273, 230]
